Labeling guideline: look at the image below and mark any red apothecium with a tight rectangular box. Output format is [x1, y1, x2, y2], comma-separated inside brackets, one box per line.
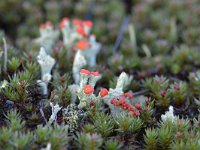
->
[83, 85, 94, 94]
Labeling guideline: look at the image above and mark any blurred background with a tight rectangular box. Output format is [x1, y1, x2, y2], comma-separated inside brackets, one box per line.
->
[0, 0, 200, 54]
[0, 0, 123, 47]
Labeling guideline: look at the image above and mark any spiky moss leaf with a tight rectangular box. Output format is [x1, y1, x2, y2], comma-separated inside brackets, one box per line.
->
[159, 118, 190, 134]
[189, 71, 200, 98]
[104, 139, 122, 150]
[93, 112, 114, 137]
[0, 127, 13, 149]
[8, 57, 21, 72]
[6, 109, 25, 131]
[12, 131, 33, 150]
[109, 77, 117, 89]
[193, 115, 200, 131]
[171, 131, 200, 150]
[142, 76, 169, 93]
[3, 70, 34, 103]
[10, 70, 34, 84]
[144, 128, 157, 150]
[82, 124, 96, 133]
[53, 86, 71, 107]
[35, 126, 52, 145]
[75, 132, 103, 150]
[168, 82, 188, 106]
[52, 73, 71, 88]
[157, 127, 173, 150]
[36, 125, 69, 150]
[140, 105, 154, 125]
[25, 62, 40, 80]
[175, 118, 190, 133]
[48, 125, 69, 150]
[115, 112, 143, 133]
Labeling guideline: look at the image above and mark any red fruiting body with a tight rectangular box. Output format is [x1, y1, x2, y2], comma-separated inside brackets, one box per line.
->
[110, 96, 140, 117]
[134, 110, 140, 116]
[39, 24, 46, 29]
[80, 69, 90, 75]
[119, 95, 126, 100]
[91, 71, 100, 76]
[119, 99, 126, 105]
[89, 101, 95, 108]
[127, 104, 133, 110]
[59, 23, 64, 29]
[115, 102, 120, 106]
[59, 17, 69, 29]
[111, 99, 115, 105]
[122, 103, 126, 107]
[76, 27, 87, 37]
[83, 85, 94, 95]
[62, 17, 69, 23]
[160, 90, 166, 97]
[123, 106, 127, 110]
[83, 21, 93, 27]
[100, 88, 108, 97]
[59, 22, 65, 29]
[75, 40, 89, 50]
[128, 106, 132, 111]
[45, 21, 52, 27]
[124, 92, 133, 99]
[134, 103, 142, 110]
[73, 19, 82, 26]
[56, 116, 63, 124]
[130, 107, 135, 112]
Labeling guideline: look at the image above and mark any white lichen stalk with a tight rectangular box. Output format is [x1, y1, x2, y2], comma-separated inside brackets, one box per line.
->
[116, 72, 133, 90]
[68, 84, 79, 104]
[82, 35, 101, 67]
[79, 72, 90, 89]
[60, 20, 82, 49]
[68, 69, 102, 108]
[194, 70, 200, 81]
[88, 74, 102, 87]
[48, 102, 62, 124]
[68, 72, 88, 107]
[83, 24, 92, 35]
[60, 20, 71, 43]
[161, 106, 177, 123]
[37, 47, 55, 95]
[69, 69, 133, 113]
[103, 88, 123, 116]
[41, 143, 51, 150]
[35, 23, 59, 54]
[78, 74, 101, 108]
[0, 80, 8, 89]
[37, 47, 55, 77]
[76, 79, 89, 109]
[103, 72, 133, 116]
[72, 51, 87, 84]
[77, 89, 98, 109]
[66, 32, 82, 47]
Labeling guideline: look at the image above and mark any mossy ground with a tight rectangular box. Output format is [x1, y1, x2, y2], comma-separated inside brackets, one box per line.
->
[0, 0, 200, 150]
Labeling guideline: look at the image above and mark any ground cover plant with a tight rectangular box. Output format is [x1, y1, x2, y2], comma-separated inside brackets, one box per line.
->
[0, 0, 200, 149]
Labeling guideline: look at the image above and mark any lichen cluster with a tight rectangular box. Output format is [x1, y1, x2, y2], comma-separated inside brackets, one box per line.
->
[0, 0, 200, 150]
